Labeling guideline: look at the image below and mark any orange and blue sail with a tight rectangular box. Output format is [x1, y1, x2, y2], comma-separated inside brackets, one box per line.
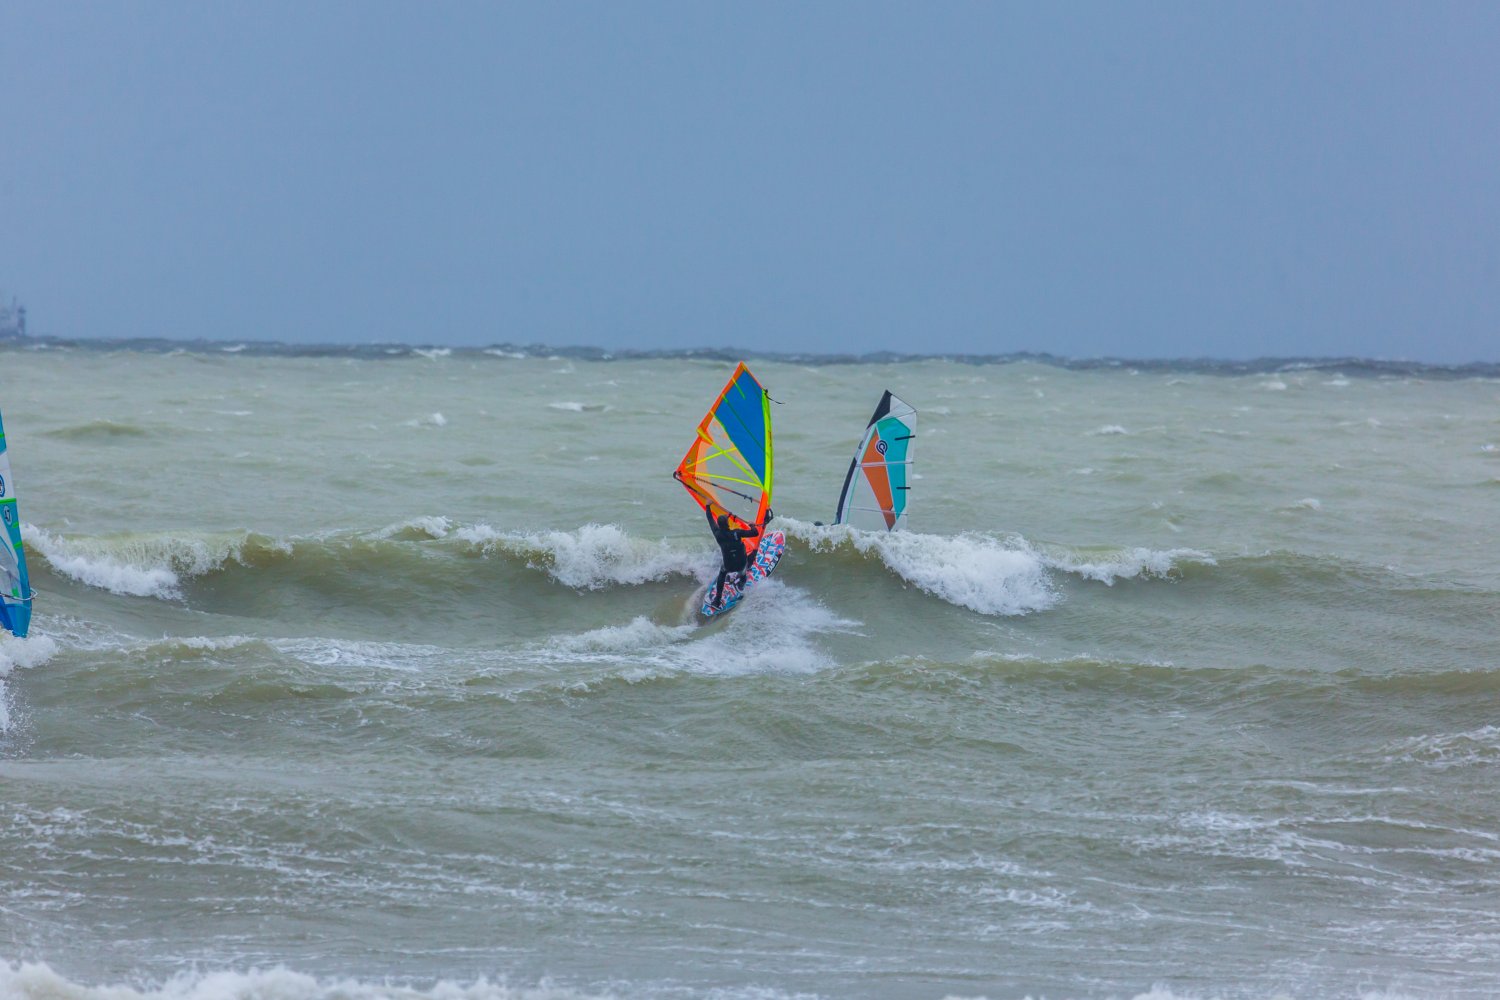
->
[834, 390, 916, 531]
[675, 363, 774, 557]
[0, 406, 32, 638]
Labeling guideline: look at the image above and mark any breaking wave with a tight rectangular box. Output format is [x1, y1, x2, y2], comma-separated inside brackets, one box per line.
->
[0, 961, 1422, 1000]
[22, 521, 707, 601]
[1035, 544, 1216, 585]
[25, 525, 278, 599]
[27, 520, 1469, 628]
[785, 521, 1214, 613]
[22, 518, 1222, 620]
[440, 521, 705, 589]
[0, 963, 616, 1000]
[787, 521, 1057, 615]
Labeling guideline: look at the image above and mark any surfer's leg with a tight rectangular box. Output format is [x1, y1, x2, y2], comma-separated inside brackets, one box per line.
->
[710, 569, 730, 607]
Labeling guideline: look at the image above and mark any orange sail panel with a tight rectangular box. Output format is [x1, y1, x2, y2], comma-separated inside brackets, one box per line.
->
[675, 363, 774, 554]
[833, 390, 916, 531]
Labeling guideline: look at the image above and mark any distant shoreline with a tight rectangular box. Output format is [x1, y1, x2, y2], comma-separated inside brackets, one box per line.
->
[2, 333, 1496, 378]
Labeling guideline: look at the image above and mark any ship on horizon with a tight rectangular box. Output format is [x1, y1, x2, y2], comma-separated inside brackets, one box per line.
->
[0, 296, 27, 339]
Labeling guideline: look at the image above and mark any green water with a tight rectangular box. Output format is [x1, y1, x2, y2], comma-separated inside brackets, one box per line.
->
[2, 347, 1498, 999]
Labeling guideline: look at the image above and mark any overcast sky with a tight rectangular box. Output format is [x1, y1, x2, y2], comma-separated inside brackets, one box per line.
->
[1, 2, 1496, 361]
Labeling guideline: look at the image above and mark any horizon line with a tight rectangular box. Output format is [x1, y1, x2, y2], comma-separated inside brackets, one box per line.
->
[2, 332, 1497, 376]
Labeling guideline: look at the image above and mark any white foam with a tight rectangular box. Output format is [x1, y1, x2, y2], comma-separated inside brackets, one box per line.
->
[870, 532, 1055, 615]
[157, 634, 262, 655]
[1090, 424, 1129, 436]
[1261, 378, 1289, 391]
[791, 522, 1056, 616]
[374, 516, 455, 540]
[0, 632, 60, 732]
[271, 637, 451, 673]
[24, 526, 236, 599]
[452, 523, 506, 550]
[682, 587, 857, 675]
[1287, 497, 1323, 511]
[547, 401, 608, 413]
[1386, 725, 1500, 770]
[552, 616, 697, 654]
[522, 524, 703, 589]
[537, 582, 858, 679]
[0, 633, 61, 676]
[452, 523, 702, 590]
[0, 961, 613, 1000]
[1042, 546, 1215, 585]
[412, 347, 452, 360]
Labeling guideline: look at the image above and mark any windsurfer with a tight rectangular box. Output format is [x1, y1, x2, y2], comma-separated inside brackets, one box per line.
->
[707, 506, 771, 609]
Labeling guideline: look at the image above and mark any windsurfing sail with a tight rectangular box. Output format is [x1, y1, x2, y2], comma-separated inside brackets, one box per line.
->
[0, 405, 33, 637]
[674, 362, 774, 555]
[834, 390, 916, 531]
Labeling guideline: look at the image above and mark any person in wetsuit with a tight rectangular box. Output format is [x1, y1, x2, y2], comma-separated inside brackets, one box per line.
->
[706, 505, 772, 609]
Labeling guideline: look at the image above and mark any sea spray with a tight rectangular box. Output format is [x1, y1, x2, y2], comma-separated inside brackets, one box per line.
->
[786, 520, 1057, 615]
[454, 523, 705, 589]
[23, 526, 294, 600]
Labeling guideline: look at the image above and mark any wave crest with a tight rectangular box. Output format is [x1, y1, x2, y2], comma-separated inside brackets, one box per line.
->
[40, 419, 151, 441]
[1039, 545, 1216, 585]
[25, 526, 269, 599]
[0, 960, 612, 1000]
[787, 521, 1057, 616]
[453, 523, 704, 590]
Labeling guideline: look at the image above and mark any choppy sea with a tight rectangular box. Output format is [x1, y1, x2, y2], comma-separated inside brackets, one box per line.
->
[2, 339, 1498, 1000]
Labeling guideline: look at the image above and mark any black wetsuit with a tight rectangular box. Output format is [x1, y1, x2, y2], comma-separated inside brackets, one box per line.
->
[707, 508, 761, 608]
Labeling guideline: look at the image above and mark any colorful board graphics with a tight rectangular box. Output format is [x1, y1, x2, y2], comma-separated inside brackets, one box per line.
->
[0, 406, 32, 638]
[699, 530, 785, 618]
[834, 390, 916, 531]
[674, 362, 774, 555]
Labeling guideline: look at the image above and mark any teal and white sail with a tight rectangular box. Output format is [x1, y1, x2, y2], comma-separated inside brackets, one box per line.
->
[0, 405, 32, 637]
[834, 390, 916, 531]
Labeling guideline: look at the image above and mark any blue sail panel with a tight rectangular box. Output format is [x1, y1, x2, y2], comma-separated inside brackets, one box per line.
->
[0, 409, 32, 638]
[675, 363, 774, 533]
[714, 369, 768, 482]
